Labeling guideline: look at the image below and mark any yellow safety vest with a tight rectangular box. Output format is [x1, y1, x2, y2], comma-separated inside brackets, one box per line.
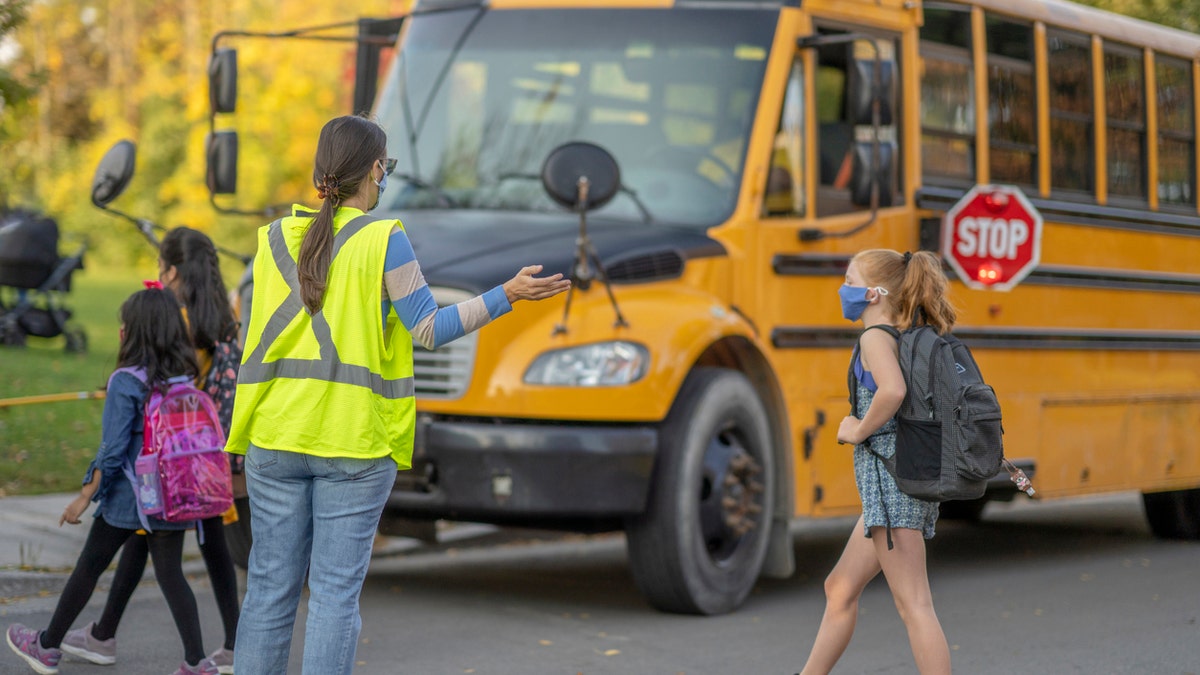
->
[224, 206, 416, 469]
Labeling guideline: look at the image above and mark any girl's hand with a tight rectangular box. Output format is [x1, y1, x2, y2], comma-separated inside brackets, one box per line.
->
[837, 415, 863, 445]
[60, 494, 90, 527]
[502, 265, 571, 303]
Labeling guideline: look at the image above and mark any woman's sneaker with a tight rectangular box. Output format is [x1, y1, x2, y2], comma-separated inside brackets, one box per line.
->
[171, 657, 218, 675]
[206, 647, 234, 674]
[5, 624, 62, 674]
[61, 621, 116, 665]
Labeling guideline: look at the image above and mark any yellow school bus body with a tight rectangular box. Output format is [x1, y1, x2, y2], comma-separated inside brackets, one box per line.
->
[367, 0, 1200, 613]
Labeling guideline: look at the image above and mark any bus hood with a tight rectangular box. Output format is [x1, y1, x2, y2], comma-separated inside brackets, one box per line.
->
[386, 210, 726, 293]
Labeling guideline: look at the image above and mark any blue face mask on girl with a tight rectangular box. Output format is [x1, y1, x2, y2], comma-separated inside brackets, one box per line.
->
[839, 285, 887, 321]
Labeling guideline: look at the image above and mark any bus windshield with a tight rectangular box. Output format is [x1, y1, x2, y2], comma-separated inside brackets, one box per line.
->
[374, 7, 777, 228]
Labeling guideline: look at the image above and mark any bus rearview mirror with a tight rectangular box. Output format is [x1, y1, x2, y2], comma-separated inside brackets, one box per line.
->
[849, 140, 895, 208]
[848, 54, 894, 127]
[206, 131, 238, 195]
[209, 48, 238, 115]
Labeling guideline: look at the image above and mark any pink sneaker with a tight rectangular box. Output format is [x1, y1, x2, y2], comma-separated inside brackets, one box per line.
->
[5, 624, 62, 674]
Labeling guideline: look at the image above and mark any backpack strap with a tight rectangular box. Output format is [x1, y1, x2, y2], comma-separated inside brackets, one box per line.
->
[847, 325, 901, 414]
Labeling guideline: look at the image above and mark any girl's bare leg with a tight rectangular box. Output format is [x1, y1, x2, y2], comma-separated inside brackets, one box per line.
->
[798, 516, 882, 675]
[872, 526, 951, 675]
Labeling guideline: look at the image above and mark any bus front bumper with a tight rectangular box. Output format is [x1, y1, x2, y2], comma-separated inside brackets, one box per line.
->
[386, 416, 658, 521]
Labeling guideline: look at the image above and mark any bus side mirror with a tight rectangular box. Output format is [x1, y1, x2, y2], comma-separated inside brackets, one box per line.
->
[206, 131, 238, 195]
[209, 48, 237, 115]
[847, 50, 894, 126]
[92, 140, 137, 208]
[849, 141, 895, 207]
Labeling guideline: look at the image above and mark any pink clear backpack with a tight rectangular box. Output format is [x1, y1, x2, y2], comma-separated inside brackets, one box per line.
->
[114, 368, 233, 528]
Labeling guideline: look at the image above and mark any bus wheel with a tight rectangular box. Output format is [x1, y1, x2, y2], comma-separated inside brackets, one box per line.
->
[224, 496, 253, 569]
[1142, 488, 1200, 540]
[625, 368, 774, 615]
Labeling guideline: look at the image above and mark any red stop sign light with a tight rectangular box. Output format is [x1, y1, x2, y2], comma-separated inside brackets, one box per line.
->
[942, 185, 1043, 291]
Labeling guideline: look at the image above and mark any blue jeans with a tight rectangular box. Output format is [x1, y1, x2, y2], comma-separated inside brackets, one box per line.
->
[233, 444, 397, 675]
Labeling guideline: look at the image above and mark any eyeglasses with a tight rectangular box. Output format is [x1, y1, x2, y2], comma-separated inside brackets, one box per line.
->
[381, 158, 398, 176]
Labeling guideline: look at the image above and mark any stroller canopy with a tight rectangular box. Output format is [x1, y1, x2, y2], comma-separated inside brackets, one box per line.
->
[0, 209, 61, 289]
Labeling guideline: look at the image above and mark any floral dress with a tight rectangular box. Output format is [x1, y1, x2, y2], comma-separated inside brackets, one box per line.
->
[852, 356, 939, 540]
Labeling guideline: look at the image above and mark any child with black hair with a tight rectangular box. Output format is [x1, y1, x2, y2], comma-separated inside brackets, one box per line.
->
[5, 287, 217, 675]
[61, 227, 241, 673]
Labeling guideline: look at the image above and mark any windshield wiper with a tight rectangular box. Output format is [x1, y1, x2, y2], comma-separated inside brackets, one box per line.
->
[394, 173, 459, 208]
[496, 172, 655, 224]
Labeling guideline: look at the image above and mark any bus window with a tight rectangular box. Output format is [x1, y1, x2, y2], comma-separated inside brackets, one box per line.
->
[1104, 43, 1146, 201]
[815, 34, 899, 216]
[1048, 30, 1094, 195]
[764, 59, 805, 217]
[920, 7, 974, 184]
[1156, 56, 1195, 207]
[986, 17, 1036, 187]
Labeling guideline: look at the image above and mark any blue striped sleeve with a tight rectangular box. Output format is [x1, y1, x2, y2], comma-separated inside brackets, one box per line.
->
[383, 227, 511, 350]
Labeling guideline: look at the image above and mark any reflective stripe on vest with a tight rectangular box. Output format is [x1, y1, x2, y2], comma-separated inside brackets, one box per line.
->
[237, 214, 415, 400]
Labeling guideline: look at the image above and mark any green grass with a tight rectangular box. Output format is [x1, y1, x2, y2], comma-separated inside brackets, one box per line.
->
[0, 265, 154, 496]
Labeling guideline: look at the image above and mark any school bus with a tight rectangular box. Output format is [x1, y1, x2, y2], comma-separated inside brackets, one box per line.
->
[207, 0, 1200, 615]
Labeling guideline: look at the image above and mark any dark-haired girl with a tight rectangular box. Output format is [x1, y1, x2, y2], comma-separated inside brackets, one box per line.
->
[799, 249, 953, 675]
[62, 227, 241, 673]
[6, 288, 216, 675]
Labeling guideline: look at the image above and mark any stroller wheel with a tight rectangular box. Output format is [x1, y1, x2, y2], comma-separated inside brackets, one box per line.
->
[0, 319, 26, 348]
[64, 326, 88, 353]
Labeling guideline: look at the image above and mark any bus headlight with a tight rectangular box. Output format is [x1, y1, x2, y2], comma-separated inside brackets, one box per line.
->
[524, 341, 649, 386]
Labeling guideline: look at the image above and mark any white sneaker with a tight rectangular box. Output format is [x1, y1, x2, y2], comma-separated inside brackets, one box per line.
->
[60, 622, 116, 665]
[207, 647, 234, 674]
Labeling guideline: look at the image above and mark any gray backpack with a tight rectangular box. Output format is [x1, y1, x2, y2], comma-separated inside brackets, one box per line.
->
[852, 324, 1005, 502]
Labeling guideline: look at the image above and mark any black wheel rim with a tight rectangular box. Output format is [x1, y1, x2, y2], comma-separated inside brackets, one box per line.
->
[697, 423, 765, 565]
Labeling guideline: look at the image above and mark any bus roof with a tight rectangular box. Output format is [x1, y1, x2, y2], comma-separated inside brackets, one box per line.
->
[966, 0, 1200, 59]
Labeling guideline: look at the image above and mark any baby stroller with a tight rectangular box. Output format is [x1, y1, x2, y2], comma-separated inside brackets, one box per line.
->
[0, 208, 88, 352]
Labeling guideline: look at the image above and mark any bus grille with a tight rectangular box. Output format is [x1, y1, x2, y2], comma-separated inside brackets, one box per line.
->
[412, 287, 478, 400]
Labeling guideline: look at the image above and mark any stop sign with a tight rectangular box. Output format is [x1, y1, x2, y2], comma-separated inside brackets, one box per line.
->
[942, 185, 1043, 291]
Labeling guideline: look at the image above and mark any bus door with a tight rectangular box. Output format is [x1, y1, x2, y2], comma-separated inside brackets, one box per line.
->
[754, 26, 908, 517]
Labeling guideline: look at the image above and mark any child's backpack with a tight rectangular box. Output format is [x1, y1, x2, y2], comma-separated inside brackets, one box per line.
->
[202, 327, 242, 436]
[115, 368, 233, 528]
[851, 324, 1009, 502]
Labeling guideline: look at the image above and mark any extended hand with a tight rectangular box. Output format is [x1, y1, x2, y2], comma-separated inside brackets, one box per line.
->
[503, 265, 571, 303]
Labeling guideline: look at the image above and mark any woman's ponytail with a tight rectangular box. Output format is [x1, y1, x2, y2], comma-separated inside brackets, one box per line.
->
[298, 188, 337, 314]
[299, 115, 388, 314]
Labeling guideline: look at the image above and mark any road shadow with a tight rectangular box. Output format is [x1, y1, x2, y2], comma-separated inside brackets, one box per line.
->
[362, 492, 1192, 613]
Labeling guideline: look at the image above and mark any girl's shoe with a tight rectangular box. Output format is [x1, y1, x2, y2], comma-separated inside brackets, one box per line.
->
[5, 624, 62, 674]
[171, 657, 219, 675]
[61, 621, 117, 665]
[206, 647, 234, 674]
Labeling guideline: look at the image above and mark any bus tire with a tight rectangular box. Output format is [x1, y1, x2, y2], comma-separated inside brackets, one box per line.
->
[1142, 488, 1200, 540]
[625, 367, 774, 615]
[224, 496, 253, 569]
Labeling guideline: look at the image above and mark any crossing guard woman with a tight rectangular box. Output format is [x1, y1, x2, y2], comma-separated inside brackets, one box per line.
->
[225, 115, 571, 675]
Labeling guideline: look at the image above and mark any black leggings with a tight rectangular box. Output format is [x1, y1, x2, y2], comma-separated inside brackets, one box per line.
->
[42, 516, 205, 665]
[93, 516, 239, 651]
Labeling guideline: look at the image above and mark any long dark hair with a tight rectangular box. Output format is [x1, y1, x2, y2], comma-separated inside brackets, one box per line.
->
[301, 115, 387, 313]
[116, 288, 198, 387]
[160, 226, 236, 352]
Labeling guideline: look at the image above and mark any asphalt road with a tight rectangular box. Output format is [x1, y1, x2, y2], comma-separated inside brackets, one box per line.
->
[2, 492, 1197, 674]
